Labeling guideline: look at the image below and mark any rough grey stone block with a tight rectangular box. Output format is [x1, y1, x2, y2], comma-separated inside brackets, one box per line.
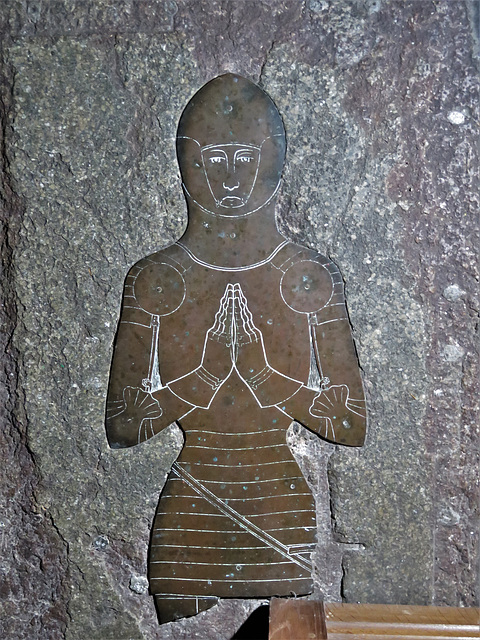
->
[1, 1, 478, 638]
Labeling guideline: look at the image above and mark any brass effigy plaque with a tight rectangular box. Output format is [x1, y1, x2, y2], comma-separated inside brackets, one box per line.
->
[106, 74, 366, 624]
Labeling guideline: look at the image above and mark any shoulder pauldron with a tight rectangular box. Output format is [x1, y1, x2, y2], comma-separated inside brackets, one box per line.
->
[121, 247, 193, 326]
[271, 243, 345, 321]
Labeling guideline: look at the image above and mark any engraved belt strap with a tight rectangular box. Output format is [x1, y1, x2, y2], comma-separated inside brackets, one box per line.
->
[171, 462, 314, 572]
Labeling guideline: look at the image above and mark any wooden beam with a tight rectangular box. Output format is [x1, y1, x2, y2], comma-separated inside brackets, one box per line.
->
[324, 603, 480, 638]
[269, 598, 328, 640]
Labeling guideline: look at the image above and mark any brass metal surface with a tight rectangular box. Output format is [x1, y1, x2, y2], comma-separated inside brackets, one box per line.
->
[106, 74, 367, 624]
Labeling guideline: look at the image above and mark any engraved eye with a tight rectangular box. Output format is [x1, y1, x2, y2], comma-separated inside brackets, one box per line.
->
[210, 156, 224, 164]
[238, 155, 253, 163]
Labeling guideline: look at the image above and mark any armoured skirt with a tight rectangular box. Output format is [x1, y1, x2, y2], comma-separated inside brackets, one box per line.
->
[150, 381, 317, 623]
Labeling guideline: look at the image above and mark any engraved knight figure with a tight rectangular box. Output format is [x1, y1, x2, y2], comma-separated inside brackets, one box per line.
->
[106, 74, 367, 624]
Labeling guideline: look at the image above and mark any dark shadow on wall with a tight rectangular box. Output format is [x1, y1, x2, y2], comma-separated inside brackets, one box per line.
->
[231, 604, 270, 640]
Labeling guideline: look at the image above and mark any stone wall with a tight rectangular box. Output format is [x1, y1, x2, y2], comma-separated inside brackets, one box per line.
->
[1, 1, 478, 639]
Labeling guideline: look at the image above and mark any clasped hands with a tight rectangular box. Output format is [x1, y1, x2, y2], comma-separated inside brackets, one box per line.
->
[113, 284, 277, 425]
[199, 282, 269, 391]
[178, 284, 355, 417]
[168, 283, 305, 409]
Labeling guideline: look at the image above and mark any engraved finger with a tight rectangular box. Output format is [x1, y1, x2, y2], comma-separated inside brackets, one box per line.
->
[322, 391, 334, 408]
[138, 392, 152, 408]
[232, 284, 242, 324]
[218, 285, 235, 342]
[123, 386, 136, 404]
[232, 289, 244, 339]
[142, 399, 159, 411]
[225, 284, 235, 339]
[233, 294, 252, 344]
[238, 289, 259, 343]
[106, 400, 126, 419]
[211, 293, 228, 333]
[210, 284, 232, 337]
[310, 399, 330, 416]
[145, 405, 163, 418]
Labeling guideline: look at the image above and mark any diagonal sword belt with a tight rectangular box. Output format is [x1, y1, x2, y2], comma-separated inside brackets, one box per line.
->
[171, 462, 314, 573]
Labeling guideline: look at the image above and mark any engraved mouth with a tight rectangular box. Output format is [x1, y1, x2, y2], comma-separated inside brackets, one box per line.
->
[218, 195, 245, 207]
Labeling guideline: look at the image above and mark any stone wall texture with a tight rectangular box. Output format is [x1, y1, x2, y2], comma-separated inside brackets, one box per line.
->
[1, 1, 478, 639]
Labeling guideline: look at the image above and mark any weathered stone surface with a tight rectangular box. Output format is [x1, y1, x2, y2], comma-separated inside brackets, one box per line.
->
[0, 38, 69, 640]
[1, 1, 478, 639]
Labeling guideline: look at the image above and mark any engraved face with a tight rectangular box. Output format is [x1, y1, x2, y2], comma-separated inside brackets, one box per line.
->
[201, 143, 261, 209]
[176, 74, 287, 217]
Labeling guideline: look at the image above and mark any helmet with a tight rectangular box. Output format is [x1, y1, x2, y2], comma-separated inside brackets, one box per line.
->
[176, 74, 286, 217]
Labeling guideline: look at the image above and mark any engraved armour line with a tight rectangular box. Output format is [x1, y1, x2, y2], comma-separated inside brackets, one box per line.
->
[176, 240, 289, 272]
[171, 462, 313, 572]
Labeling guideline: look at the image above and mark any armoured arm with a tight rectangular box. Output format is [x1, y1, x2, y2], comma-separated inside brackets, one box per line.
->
[233, 302, 366, 446]
[278, 298, 366, 446]
[106, 269, 234, 448]
[233, 252, 366, 446]
[105, 261, 194, 448]
[277, 374, 367, 447]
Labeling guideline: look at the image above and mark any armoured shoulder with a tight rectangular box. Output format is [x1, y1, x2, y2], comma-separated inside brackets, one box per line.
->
[123, 245, 189, 321]
[271, 242, 344, 315]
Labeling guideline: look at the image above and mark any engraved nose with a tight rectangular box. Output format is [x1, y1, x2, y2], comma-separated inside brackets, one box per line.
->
[223, 180, 239, 191]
